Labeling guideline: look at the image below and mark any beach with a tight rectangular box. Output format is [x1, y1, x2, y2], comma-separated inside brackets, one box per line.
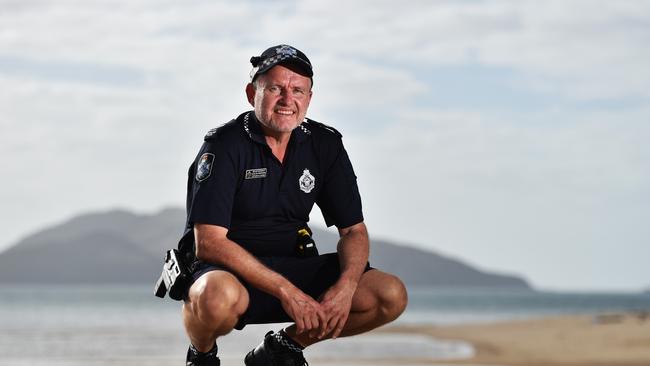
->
[5, 313, 650, 366]
[375, 312, 650, 366]
[2, 286, 650, 366]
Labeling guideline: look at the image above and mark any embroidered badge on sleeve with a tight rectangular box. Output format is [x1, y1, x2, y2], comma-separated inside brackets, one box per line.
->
[196, 153, 215, 182]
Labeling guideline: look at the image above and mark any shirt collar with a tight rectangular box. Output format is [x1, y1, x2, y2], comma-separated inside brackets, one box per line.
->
[243, 111, 311, 145]
[242, 112, 267, 145]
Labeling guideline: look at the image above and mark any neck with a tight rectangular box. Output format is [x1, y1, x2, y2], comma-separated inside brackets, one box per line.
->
[261, 126, 292, 147]
[260, 125, 292, 163]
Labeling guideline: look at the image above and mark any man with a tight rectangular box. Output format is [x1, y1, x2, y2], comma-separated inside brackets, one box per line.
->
[180, 44, 407, 366]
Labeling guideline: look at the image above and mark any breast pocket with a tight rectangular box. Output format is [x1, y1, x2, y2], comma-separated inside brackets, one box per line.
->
[232, 168, 275, 220]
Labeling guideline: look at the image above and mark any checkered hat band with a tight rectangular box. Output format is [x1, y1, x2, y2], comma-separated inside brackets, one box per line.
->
[262, 54, 301, 67]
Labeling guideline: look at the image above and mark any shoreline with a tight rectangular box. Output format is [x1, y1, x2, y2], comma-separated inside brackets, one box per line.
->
[2, 312, 649, 366]
[376, 312, 650, 366]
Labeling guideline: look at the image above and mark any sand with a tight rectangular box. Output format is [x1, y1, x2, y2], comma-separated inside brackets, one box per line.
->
[5, 312, 648, 366]
[375, 312, 650, 366]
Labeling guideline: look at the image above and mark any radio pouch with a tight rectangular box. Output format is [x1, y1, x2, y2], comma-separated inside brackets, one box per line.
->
[296, 228, 319, 258]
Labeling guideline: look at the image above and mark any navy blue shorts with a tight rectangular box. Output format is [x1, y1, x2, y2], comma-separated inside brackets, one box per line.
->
[191, 253, 373, 329]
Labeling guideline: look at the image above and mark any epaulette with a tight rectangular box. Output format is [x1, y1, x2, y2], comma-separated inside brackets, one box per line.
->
[305, 118, 342, 138]
[204, 127, 218, 140]
[204, 119, 237, 141]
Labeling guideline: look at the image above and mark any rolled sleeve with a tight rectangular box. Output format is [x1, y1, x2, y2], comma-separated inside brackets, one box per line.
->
[187, 140, 238, 228]
[316, 142, 364, 228]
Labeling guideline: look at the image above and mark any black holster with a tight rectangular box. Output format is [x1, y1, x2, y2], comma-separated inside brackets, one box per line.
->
[154, 249, 191, 301]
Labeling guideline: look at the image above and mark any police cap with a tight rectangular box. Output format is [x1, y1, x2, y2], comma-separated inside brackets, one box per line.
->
[249, 44, 313, 82]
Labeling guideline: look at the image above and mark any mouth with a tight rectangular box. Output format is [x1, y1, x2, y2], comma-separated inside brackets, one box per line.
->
[274, 108, 295, 116]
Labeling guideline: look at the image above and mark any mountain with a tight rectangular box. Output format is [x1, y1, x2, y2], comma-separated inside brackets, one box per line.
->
[0, 208, 530, 289]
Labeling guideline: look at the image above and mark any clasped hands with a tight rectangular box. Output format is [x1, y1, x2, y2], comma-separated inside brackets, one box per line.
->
[280, 281, 357, 340]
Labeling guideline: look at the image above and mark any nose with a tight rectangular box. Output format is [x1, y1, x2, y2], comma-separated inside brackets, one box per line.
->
[278, 88, 293, 104]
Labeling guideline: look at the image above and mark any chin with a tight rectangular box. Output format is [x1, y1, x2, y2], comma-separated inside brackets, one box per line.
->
[271, 120, 301, 132]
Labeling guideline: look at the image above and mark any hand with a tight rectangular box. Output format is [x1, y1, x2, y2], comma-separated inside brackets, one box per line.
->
[279, 285, 326, 335]
[318, 280, 357, 339]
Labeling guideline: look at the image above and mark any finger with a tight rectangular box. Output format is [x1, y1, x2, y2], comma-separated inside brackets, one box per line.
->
[303, 311, 315, 332]
[309, 311, 322, 338]
[307, 305, 321, 338]
[325, 313, 337, 334]
[322, 315, 337, 338]
[294, 314, 305, 334]
[311, 311, 320, 331]
[332, 326, 343, 339]
[307, 300, 323, 325]
[325, 318, 336, 334]
[332, 314, 348, 339]
[317, 309, 329, 338]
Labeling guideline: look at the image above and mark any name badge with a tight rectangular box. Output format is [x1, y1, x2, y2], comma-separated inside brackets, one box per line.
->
[245, 168, 267, 179]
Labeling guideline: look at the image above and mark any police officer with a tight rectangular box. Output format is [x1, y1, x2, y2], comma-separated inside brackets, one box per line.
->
[181, 44, 408, 366]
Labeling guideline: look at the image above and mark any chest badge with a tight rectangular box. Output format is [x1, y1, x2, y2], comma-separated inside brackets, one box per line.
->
[299, 169, 315, 193]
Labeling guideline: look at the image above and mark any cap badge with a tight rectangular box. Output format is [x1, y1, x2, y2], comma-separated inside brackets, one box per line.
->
[299, 169, 315, 193]
[276, 45, 297, 57]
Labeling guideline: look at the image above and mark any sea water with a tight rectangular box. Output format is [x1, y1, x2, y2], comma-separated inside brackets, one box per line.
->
[402, 286, 650, 324]
[1, 285, 648, 366]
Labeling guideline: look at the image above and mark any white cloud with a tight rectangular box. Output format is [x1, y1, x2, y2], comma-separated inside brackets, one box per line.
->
[1, 0, 649, 290]
[285, 0, 650, 101]
[341, 104, 650, 290]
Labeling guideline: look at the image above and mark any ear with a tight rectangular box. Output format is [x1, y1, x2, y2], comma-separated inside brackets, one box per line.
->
[245, 83, 256, 107]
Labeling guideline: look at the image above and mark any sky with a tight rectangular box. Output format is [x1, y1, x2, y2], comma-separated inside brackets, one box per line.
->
[1, 0, 649, 292]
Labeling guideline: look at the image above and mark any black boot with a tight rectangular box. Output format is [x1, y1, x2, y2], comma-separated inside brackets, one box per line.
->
[186, 344, 220, 366]
[245, 331, 308, 366]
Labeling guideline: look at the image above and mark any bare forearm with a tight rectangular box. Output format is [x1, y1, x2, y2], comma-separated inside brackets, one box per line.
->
[194, 225, 295, 299]
[336, 222, 369, 286]
[313, 222, 369, 339]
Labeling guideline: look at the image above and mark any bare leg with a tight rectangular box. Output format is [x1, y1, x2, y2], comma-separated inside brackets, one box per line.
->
[285, 270, 408, 347]
[183, 270, 250, 352]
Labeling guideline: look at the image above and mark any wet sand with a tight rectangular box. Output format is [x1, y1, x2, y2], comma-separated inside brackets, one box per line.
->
[376, 312, 650, 366]
[3, 312, 649, 366]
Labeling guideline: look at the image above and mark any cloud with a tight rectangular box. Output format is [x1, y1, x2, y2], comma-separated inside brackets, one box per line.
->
[283, 1, 650, 101]
[339, 103, 650, 289]
[3, 1, 649, 108]
[1, 0, 649, 290]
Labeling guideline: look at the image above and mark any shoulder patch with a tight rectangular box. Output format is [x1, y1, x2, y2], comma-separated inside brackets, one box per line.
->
[195, 153, 215, 182]
[305, 118, 342, 137]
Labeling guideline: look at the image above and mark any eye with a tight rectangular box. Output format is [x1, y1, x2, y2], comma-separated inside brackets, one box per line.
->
[292, 88, 306, 97]
[266, 86, 280, 95]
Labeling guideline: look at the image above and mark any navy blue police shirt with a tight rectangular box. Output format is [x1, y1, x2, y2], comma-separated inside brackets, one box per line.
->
[183, 111, 364, 258]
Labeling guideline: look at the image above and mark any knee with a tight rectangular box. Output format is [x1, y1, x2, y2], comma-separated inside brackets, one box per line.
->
[378, 274, 408, 321]
[188, 274, 248, 327]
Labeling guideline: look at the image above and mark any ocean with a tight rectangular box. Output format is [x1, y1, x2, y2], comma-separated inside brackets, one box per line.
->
[1, 285, 649, 366]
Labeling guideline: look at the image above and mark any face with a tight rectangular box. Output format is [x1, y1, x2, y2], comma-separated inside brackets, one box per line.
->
[246, 65, 313, 135]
